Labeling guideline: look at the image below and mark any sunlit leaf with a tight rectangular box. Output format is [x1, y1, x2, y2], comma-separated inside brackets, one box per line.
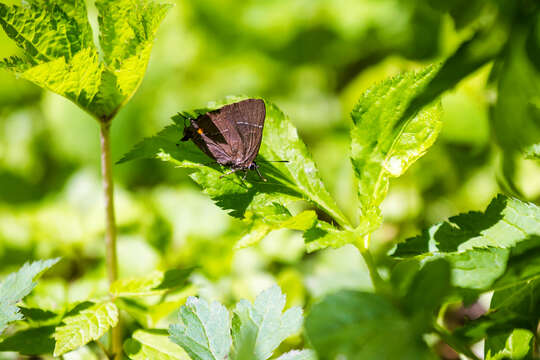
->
[485, 329, 534, 360]
[169, 286, 310, 360]
[303, 219, 360, 253]
[231, 285, 303, 360]
[124, 329, 190, 360]
[119, 97, 351, 247]
[275, 350, 317, 360]
[0, 258, 60, 335]
[53, 301, 119, 356]
[236, 210, 317, 249]
[393, 195, 540, 289]
[0, 0, 171, 121]
[169, 296, 231, 360]
[111, 268, 193, 297]
[350, 65, 442, 233]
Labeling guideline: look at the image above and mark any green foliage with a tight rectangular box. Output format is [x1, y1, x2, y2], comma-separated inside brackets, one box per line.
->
[0, 0, 171, 121]
[393, 195, 540, 289]
[111, 268, 193, 297]
[492, 14, 540, 159]
[1, 0, 540, 358]
[120, 97, 351, 247]
[124, 329, 190, 360]
[53, 301, 119, 356]
[170, 285, 309, 360]
[169, 295, 231, 360]
[121, 76, 444, 252]
[0, 326, 56, 355]
[350, 64, 442, 228]
[231, 286, 303, 360]
[305, 290, 436, 360]
[274, 350, 316, 360]
[485, 329, 534, 360]
[0, 258, 59, 335]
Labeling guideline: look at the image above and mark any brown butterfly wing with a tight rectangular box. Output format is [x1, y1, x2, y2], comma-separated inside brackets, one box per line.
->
[188, 113, 237, 165]
[226, 99, 266, 167]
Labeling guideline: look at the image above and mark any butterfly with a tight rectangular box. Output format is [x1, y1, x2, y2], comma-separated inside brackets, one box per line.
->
[180, 98, 270, 180]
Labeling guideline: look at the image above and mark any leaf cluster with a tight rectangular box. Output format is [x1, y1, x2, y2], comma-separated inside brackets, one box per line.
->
[0, 0, 171, 121]
[169, 285, 314, 360]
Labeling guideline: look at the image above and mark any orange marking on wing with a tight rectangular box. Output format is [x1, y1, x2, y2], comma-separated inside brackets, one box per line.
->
[197, 128, 203, 135]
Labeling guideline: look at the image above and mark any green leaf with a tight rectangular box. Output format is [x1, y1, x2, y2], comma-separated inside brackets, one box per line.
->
[426, 0, 488, 29]
[275, 350, 317, 360]
[169, 286, 310, 360]
[124, 329, 190, 360]
[96, 0, 171, 69]
[18, 47, 103, 107]
[169, 296, 232, 360]
[53, 301, 119, 356]
[399, 11, 511, 130]
[111, 271, 164, 297]
[350, 65, 443, 233]
[453, 250, 540, 349]
[18, 307, 58, 324]
[492, 18, 540, 158]
[236, 210, 317, 249]
[0, 258, 60, 335]
[403, 259, 451, 321]
[231, 285, 303, 360]
[0, 0, 171, 121]
[111, 268, 193, 297]
[485, 329, 534, 360]
[120, 97, 350, 245]
[393, 195, 540, 289]
[303, 220, 360, 253]
[0, 326, 55, 355]
[305, 290, 435, 360]
[0, 2, 90, 63]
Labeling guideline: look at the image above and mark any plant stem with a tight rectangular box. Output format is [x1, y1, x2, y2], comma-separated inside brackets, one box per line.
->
[99, 122, 122, 359]
[356, 234, 387, 294]
[359, 248, 386, 293]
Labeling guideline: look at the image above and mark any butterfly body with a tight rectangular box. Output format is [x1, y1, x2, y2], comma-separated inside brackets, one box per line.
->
[181, 99, 266, 177]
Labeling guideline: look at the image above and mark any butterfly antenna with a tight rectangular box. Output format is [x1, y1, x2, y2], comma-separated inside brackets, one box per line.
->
[256, 160, 289, 163]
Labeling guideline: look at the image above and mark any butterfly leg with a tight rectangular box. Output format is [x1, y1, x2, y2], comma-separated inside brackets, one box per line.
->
[219, 168, 240, 179]
[252, 162, 267, 182]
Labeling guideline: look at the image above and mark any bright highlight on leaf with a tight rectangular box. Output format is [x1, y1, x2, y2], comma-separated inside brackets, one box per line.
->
[305, 65, 444, 252]
[53, 301, 119, 356]
[275, 350, 316, 360]
[124, 329, 190, 360]
[169, 285, 310, 360]
[0, 0, 172, 121]
[0, 258, 60, 335]
[350, 65, 442, 231]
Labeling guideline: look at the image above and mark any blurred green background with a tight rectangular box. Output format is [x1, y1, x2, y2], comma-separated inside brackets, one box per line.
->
[0, 0, 539, 315]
